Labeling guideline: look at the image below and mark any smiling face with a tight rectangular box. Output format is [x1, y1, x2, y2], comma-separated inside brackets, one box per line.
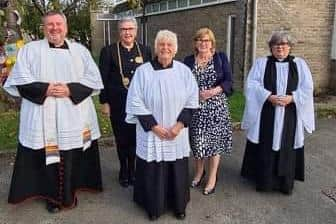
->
[156, 38, 175, 63]
[271, 41, 291, 60]
[195, 34, 213, 54]
[119, 21, 137, 46]
[43, 14, 67, 46]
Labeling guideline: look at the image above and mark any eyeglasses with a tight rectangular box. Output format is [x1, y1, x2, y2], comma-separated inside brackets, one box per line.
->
[196, 39, 211, 43]
[273, 42, 289, 47]
[120, 27, 136, 32]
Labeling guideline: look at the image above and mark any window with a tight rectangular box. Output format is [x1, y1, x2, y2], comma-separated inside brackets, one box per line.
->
[168, 0, 177, 9]
[202, 0, 217, 3]
[160, 1, 168, 11]
[152, 3, 160, 12]
[177, 0, 188, 7]
[189, 0, 201, 6]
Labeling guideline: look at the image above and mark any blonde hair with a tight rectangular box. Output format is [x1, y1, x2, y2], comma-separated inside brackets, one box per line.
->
[192, 27, 216, 54]
[154, 30, 178, 55]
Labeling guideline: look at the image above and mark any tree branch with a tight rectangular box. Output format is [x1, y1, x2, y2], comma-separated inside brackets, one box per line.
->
[32, 0, 46, 15]
[63, 0, 82, 15]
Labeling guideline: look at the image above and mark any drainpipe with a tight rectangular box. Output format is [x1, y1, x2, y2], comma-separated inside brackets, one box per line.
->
[251, 0, 258, 64]
[103, 20, 106, 46]
[331, 1, 336, 60]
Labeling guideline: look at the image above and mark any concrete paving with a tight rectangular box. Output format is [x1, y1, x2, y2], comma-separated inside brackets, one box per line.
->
[0, 119, 335, 224]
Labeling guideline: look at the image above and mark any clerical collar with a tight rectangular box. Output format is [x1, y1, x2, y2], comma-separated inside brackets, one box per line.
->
[49, 41, 69, 49]
[269, 55, 293, 62]
[150, 57, 173, 70]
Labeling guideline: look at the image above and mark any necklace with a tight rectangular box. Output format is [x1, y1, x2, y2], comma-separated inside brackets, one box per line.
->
[117, 41, 143, 89]
[196, 54, 212, 70]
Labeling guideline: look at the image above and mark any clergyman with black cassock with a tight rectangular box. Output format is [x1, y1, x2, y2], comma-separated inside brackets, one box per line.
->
[4, 11, 104, 213]
[99, 16, 152, 188]
[240, 31, 315, 194]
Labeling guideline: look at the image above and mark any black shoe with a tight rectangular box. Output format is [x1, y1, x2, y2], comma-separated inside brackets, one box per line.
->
[175, 212, 186, 220]
[203, 187, 215, 195]
[190, 171, 206, 188]
[46, 201, 61, 213]
[128, 176, 136, 186]
[148, 213, 158, 221]
[203, 182, 216, 195]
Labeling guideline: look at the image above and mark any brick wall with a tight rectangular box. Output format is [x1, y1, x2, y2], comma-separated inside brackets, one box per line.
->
[254, 0, 335, 94]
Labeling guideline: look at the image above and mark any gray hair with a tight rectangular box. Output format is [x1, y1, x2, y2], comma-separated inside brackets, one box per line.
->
[42, 11, 67, 25]
[268, 30, 295, 48]
[118, 16, 138, 29]
[154, 30, 178, 55]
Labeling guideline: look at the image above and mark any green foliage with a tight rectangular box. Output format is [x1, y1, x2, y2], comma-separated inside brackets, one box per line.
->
[16, 0, 103, 44]
[93, 96, 112, 137]
[228, 90, 245, 122]
[0, 110, 19, 151]
[317, 108, 336, 119]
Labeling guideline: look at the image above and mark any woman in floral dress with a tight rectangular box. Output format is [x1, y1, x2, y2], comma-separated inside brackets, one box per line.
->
[184, 28, 233, 195]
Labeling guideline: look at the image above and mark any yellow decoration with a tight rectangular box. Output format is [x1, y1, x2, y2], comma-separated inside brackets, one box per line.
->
[5, 56, 16, 68]
[127, 0, 140, 8]
[5, 58, 12, 67]
[16, 40, 25, 49]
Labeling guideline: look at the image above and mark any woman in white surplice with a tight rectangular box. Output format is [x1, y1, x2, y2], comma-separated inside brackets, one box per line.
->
[240, 31, 315, 194]
[126, 30, 199, 220]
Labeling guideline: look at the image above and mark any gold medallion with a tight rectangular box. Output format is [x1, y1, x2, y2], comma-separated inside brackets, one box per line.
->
[135, 56, 143, 64]
[123, 77, 130, 86]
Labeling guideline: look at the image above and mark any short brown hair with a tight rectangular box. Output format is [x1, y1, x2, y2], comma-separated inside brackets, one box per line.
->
[192, 27, 216, 54]
[42, 11, 67, 25]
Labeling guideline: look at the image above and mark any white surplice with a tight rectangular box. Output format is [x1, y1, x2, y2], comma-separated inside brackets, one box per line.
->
[241, 57, 315, 150]
[126, 61, 199, 162]
[4, 39, 103, 151]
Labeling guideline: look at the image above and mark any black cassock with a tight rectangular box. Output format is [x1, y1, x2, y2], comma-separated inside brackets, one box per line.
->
[241, 56, 304, 194]
[8, 81, 103, 208]
[99, 42, 152, 186]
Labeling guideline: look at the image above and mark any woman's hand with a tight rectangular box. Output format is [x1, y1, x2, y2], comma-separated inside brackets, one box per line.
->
[167, 122, 184, 140]
[46, 83, 70, 98]
[268, 94, 293, 107]
[278, 95, 293, 107]
[152, 125, 170, 140]
[268, 94, 279, 106]
[200, 86, 222, 101]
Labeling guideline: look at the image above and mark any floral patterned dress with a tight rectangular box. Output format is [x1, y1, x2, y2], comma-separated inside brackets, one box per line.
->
[190, 59, 233, 159]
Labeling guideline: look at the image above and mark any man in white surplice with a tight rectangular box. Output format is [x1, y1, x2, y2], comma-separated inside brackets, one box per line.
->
[4, 11, 104, 213]
[240, 31, 315, 194]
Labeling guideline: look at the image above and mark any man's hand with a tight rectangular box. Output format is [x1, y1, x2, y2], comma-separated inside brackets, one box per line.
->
[152, 125, 170, 140]
[167, 122, 184, 140]
[101, 103, 110, 117]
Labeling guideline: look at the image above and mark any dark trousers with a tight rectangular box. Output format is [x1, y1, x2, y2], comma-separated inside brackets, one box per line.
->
[110, 116, 136, 180]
